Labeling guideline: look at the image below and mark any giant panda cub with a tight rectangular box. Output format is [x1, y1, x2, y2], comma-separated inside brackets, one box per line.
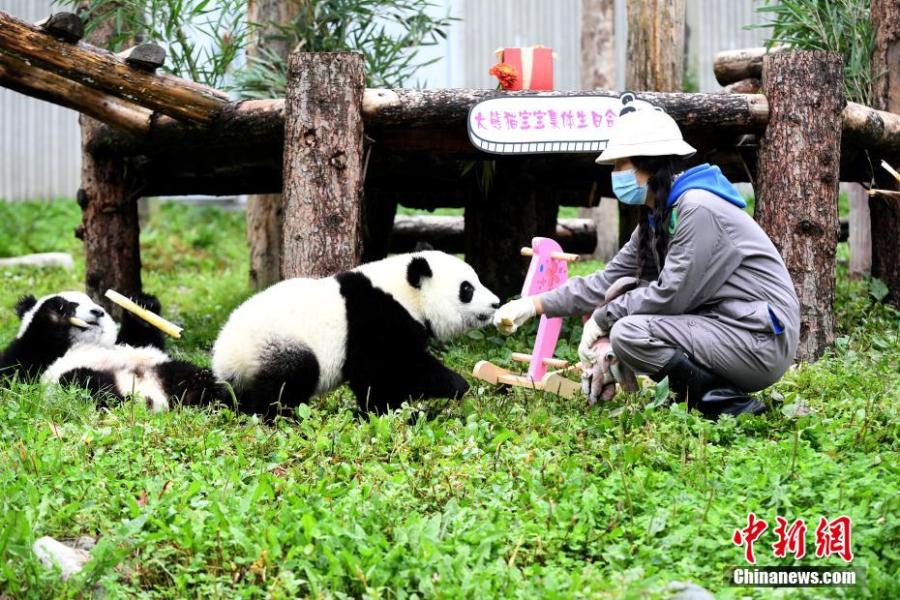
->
[213, 251, 501, 417]
[1, 291, 220, 410]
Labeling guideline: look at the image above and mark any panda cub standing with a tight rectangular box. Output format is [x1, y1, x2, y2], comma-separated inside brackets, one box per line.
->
[213, 251, 500, 417]
[1, 291, 220, 410]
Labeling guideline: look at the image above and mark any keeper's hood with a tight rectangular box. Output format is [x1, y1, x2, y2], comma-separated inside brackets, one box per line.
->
[667, 163, 746, 209]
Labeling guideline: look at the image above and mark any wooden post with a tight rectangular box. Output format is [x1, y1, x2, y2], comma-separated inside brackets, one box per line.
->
[870, 0, 900, 306]
[281, 52, 365, 279]
[245, 0, 303, 289]
[848, 183, 871, 277]
[464, 160, 558, 300]
[580, 0, 619, 261]
[756, 51, 844, 362]
[620, 0, 685, 248]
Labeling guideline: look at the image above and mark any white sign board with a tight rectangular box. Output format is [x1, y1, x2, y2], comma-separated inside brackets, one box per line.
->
[467, 93, 659, 155]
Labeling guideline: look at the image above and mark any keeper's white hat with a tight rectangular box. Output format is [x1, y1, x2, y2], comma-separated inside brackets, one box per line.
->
[595, 107, 696, 165]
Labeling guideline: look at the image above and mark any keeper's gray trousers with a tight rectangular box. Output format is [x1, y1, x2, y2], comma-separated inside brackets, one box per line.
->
[608, 314, 795, 392]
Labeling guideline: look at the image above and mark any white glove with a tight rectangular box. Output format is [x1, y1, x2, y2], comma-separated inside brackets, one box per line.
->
[578, 317, 606, 367]
[493, 297, 536, 335]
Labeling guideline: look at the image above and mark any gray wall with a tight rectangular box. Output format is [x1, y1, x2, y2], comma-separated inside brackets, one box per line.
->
[0, 0, 82, 201]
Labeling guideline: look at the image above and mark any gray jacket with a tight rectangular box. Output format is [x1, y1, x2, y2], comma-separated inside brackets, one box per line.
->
[541, 189, 800, 345]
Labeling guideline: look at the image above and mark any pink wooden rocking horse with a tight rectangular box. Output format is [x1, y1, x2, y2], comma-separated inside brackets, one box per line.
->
[472, 237, 583, 398]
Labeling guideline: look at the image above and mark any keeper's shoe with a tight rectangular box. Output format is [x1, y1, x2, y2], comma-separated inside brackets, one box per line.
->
[653, 352, 767, 420]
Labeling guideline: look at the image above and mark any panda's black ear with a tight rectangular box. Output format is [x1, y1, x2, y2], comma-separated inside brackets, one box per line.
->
[407, 256, 432, 289]
[15, 294, 37, 318]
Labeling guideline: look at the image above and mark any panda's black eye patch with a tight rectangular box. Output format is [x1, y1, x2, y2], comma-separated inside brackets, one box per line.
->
[47, 298, 74, 316]
[459, 281, 474, 304]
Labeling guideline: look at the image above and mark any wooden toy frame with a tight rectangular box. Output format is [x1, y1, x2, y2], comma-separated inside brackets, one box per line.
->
[473, 237, 583, 399]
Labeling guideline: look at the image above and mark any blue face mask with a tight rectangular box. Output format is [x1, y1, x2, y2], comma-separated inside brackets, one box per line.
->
[611, 169, 648, 205]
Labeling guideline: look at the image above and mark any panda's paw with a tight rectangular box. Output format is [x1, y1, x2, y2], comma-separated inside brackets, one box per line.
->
[447, 371, 470, 399]
[120, 293, 162, 330]
[132, 293, 162, 315]
[117, 293, 167, 349]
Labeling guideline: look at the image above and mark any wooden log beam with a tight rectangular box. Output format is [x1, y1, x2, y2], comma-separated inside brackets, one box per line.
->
[718, 78, 761, 94]
[89, 99, 285, 156]
[755, 50, 844, 363]
[87, 90, 770, 160]
[141, 151, 883, 199]
[139, 142, 758, 199]
[0, 9, 229, 123]
[714, 46, 787, 86]
[391, 215, 597, 255]
[842, 101, 900, 152]
[281, 52, 365, 279]
[0, 51, 152, 134]
[75, 88, 900, 164]
[365, 88, 770, 131]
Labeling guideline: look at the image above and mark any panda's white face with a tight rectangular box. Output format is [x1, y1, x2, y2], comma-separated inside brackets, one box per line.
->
[411, 252, 501, 340]
[17, 291, 117, 347]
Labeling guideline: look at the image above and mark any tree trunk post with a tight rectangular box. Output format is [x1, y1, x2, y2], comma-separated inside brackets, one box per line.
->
[621, 0, 685, 248]
[580, 0, 619, 261]
[245, 0, 303, 289]
[870, 0, 900, 306]
[756, 50, 844, 362]
[281, 52, 365, 279]
[464, 160, 558, 300]
[78, 11, 142, 309]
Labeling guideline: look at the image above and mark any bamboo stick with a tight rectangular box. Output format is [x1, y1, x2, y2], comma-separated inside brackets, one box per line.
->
[881, 160, 900, 183]
[104, 290, 183, 338]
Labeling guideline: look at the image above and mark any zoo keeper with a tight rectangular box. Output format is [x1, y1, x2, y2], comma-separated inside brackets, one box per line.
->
[493, 106, 800, 419]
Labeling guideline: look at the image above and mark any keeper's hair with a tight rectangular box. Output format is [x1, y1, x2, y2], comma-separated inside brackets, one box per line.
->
[629, 155, 684, 279]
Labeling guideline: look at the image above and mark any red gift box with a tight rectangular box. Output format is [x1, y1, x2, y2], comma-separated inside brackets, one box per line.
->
[497, 46, 554, 91]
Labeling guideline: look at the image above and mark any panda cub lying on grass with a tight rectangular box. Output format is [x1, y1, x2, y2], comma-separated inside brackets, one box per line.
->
[213, 251, 501, 418]
[0, 291, 221, 410]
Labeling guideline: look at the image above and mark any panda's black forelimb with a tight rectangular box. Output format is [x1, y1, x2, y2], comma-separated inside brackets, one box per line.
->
[115, 293, 166, 350]
[57, 367, 125, 408]
[351, 353, 470, 414]
[338, 270, 470, 414]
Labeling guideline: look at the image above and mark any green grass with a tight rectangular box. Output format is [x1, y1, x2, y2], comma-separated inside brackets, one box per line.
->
[1, 200, 897, 598]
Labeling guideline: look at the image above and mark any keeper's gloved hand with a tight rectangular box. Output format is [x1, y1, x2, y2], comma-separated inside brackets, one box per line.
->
[493, 297, 537, 335]
[578, 317, 606, 367]
[580, 336, 639, 405]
